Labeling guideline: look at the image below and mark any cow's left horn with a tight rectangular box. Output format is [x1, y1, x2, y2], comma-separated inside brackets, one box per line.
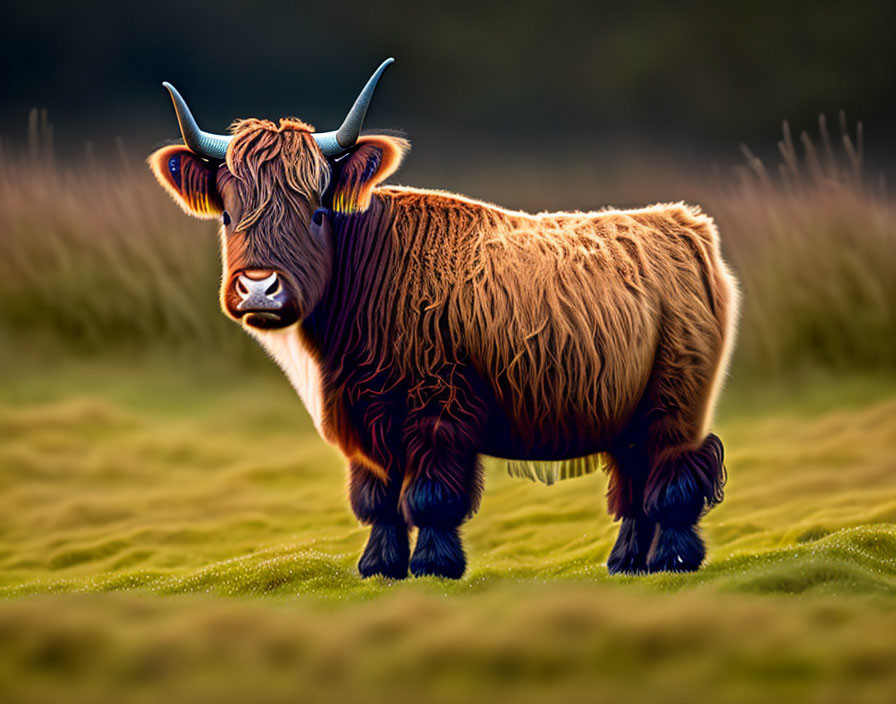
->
[313, 58, 394, 158]
[162, 82, 232, 160]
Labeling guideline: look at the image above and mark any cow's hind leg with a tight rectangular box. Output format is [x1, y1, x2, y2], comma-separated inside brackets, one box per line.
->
[639, 303, 732, 572]
[605, 439, 656, 575]
[634, 241, 736, 573]
[402, 412, 484, 580]
[350, 461, 410, 579]
[644, 434, 725, 572]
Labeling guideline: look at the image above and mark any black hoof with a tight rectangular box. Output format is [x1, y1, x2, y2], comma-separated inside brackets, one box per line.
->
[358, 522, 409, 579]
[646, 524, 705, 573]
[410, 526, 466, 579]
[607, 516, 657, 575]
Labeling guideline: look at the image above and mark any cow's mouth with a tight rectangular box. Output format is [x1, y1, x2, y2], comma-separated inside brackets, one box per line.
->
[243, 311, 297, 330]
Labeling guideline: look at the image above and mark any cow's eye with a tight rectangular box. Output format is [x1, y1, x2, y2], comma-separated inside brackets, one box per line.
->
[222, 211, 231, 226]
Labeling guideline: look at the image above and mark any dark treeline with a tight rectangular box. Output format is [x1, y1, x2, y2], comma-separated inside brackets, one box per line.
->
[2, 0, 894, 163]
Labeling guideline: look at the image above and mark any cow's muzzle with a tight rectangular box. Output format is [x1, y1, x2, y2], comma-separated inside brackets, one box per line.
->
[224, 269, 300, 329]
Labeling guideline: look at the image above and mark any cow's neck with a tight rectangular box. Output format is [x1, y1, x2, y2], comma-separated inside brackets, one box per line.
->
[246, 196, 397, 454]
[271, 195, 397, 456]
[302, 195, 396, 372]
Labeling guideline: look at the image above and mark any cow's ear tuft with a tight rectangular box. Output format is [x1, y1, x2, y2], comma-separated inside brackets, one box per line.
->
[148, 145, 223, 219]
[328, 135, 409, 214]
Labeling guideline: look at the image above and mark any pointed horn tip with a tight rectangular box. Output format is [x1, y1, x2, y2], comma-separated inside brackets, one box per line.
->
[376, 58, 395, 74]
[161, 82, 182, 103]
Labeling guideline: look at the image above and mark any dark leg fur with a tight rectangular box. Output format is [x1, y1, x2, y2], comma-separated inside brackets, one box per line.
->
[358, 522, 409, 579]
[410, 525, 466, 580]
[644, 433, 726, 573]
[606, 441, 657, 575]
[608, 515, 657, 575]
[405, 476, 475, 580]
[349, 462, 409, 579]
[403, 412, 483, 580]
[646, 524, 705, 573]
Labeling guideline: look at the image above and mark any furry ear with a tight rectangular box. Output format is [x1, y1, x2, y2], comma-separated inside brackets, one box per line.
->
[328, 135, 409, 214]
[147, 145, 223, 219]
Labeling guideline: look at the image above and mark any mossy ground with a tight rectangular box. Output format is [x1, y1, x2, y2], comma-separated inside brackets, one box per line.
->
[1, 347, 895, 703]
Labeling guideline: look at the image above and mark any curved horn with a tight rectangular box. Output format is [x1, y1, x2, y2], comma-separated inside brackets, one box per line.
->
[313, 58, 394, 157]
[162, 82, 232, 160]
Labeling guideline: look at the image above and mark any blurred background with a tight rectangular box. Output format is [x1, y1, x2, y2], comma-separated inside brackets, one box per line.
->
[2, 0, 894, 373]
[3, 0, 896, 180]
[1, 2, 895, 703]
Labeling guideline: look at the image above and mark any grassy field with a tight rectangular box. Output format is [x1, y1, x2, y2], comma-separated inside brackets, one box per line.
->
[1, 347, 895, 702]
[1, 114, 895, 702]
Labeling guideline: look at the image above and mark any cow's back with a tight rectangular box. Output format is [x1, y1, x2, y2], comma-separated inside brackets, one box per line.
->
[377, 189, 727, 459]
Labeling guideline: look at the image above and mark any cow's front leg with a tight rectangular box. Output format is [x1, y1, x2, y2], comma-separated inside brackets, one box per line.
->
[402, 415, 483, 579]
[349, 461, 409, 579]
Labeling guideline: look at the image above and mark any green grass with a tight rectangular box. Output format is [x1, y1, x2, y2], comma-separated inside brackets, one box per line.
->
[2, 353, 895, 598]
[1, 349, 896, 702]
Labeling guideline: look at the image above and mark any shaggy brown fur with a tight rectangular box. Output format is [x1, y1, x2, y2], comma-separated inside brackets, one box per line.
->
[371, 188, 736, 455]
[148, 117, 739, 578]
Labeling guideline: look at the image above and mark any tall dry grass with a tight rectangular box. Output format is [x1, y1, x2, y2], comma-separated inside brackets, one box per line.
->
[704, 113, 895, 376]
[0, 110, 247, 356]
[1, 110, 893, 377]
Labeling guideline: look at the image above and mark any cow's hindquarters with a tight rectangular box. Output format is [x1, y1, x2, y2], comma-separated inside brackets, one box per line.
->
[606, 238, 738, 574]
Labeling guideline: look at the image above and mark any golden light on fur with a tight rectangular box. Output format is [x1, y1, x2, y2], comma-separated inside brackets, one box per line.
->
[148, 111, 739, 578]
[148, 145, 223, 219]
[344, 188, 738, 460]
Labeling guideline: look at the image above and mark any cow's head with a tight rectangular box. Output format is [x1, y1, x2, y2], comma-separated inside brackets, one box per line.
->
[148, 59, 407, 330]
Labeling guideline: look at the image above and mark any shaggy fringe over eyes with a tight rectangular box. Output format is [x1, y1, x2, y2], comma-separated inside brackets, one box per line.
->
[225, 118, 330, 231]
[223, 118, 334, 315]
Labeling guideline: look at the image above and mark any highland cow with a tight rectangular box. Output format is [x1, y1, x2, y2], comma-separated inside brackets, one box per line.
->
[148, 59, 738, 579]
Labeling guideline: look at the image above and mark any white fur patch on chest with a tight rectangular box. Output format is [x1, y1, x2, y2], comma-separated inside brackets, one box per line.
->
[249, 326, 326, 438]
